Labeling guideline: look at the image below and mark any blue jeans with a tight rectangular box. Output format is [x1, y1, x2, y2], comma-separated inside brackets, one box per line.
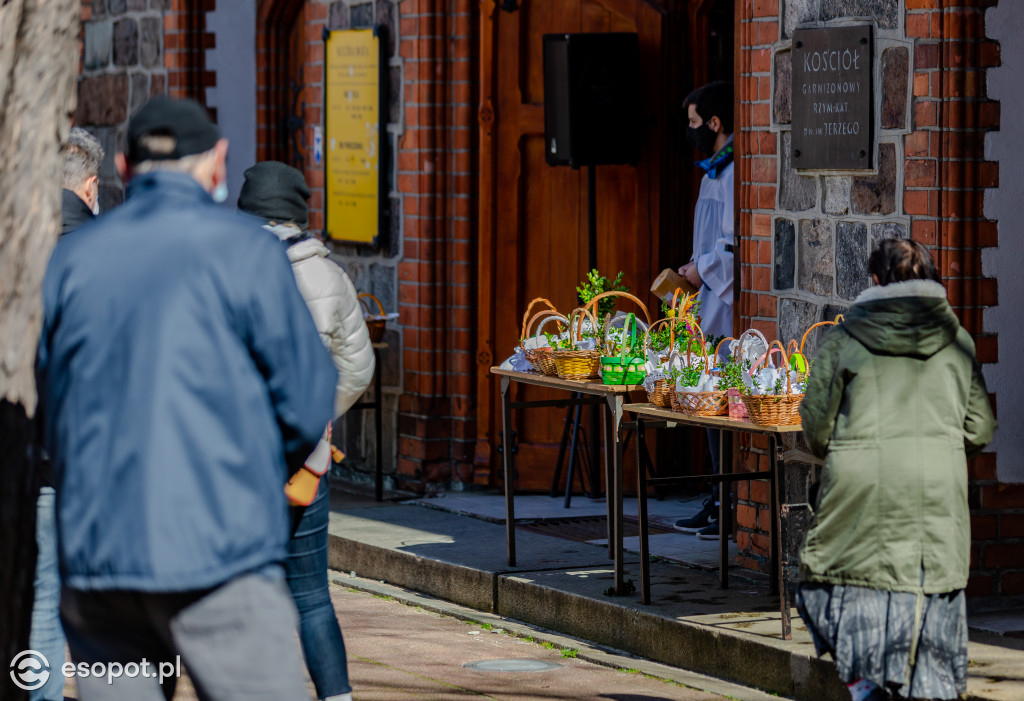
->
[30, 486, 66, 701]
[286, 477, 351, 699]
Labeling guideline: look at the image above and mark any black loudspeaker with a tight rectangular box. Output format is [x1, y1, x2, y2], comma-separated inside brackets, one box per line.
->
[543, 32, 641, 168]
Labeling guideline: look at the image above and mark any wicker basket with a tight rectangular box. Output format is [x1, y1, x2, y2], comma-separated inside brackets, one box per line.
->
[668, 386, 682, 412]
[743, 393, 804, 425]
[646, 379, 673, 407]
[710, 336, 751, 419]
[676, 329, 728, 416]
[643, 317, 677, 367]
[553, 350, 602, 380]
[786, 315, 845, 375]
[358, 293, 388, 343]
[678, 391, 729, 416]
[519, 298, 564, 376]
[521, 310, 568, 376]
[551, 307, 601, 381]
[600, 312, 646, 385]
[741, 341, 804, 426]
[528, 347, 557, 376]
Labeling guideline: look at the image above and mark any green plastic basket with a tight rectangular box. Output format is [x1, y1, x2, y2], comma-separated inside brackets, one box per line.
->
[601, 313, 647, 385]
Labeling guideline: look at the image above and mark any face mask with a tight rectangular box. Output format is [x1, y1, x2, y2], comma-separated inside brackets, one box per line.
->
[212, 180, 229, 204]
[91, 201, 100, 216]
[686, 123, 718, 156]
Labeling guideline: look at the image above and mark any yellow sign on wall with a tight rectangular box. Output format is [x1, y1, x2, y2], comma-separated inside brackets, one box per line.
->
[325, 29, 380, 245]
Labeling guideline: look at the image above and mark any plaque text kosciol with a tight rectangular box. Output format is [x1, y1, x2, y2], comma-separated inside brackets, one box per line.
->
[791, 26, 874, 171]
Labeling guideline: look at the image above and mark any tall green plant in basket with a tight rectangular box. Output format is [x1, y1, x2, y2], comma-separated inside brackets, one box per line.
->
[577, 269, 629, 320]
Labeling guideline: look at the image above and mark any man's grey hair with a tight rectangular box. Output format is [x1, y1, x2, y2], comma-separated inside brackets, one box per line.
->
[62, 127, 104, 190]
[130, 135, 215, 177]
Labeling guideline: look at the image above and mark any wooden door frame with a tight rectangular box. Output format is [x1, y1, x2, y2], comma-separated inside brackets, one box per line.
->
[256, 0, 305, 163]
[474, 0, 498, 483]
[474, 0, 680, 484]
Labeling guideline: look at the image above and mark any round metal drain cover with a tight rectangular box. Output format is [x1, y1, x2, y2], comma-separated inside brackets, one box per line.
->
[464, 659, 562, 672]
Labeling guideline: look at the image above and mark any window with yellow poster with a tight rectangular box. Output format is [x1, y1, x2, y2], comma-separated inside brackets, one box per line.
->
[324, 28, 382, 245]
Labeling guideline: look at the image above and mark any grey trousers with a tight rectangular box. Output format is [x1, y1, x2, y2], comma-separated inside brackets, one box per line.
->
[61, 569, 309, 701]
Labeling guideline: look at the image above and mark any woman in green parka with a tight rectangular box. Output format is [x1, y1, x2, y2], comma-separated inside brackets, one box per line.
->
[798, 240, 996, 701]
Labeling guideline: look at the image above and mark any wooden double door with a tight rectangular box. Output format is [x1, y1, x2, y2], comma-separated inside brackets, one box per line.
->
[475, 0, 735, 490]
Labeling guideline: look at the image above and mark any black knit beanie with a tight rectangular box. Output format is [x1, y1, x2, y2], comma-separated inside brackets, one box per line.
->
[237, 161, 311, 227]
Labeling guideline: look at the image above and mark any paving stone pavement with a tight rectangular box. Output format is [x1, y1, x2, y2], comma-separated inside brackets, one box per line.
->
[60, 582, 737, 700]
[330, 583, 728, 701]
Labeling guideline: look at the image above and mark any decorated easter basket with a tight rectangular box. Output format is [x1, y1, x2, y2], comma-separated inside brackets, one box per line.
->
[642, 318, 678, 407]
[741, 340, 804, 426]
[651, 287, 699, 363]
[518, 297, 563, 376]
[550, 307, 602, 381]
[599, 312, 646, 385]
[521, 310, 568, 376]
[674, 329, 729, 417]
[786, 315, 845, 376]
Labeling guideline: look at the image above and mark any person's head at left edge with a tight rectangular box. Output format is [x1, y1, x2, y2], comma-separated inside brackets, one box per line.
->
[682, 81, 734, 157]
[115, 96, 229, 201]
[62, 127, 104, 216]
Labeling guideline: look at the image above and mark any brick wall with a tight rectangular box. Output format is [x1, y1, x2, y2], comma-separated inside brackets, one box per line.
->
[77, 0, 478, 493]
[737, 0, 1018, 596]
[252, 0, 478, 492]
[390, 0, 478, 489]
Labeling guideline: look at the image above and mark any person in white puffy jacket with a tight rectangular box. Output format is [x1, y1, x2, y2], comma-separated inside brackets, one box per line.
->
[238, 161, 374, 701]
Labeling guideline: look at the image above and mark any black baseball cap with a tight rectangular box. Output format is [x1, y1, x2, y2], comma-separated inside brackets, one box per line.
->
[127, 96, 220, 163]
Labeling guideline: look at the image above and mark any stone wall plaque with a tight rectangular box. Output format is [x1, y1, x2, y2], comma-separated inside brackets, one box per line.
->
[791, 25, 873, 170]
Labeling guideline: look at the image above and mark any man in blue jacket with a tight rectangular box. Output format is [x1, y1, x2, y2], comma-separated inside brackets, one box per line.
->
[37, 96, 338, 700]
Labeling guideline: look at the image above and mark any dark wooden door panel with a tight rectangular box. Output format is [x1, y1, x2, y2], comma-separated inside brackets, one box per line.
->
[478, 0, 731, 491]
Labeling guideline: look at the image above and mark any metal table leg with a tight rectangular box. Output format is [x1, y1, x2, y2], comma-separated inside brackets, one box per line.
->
[373, 346, 384, 502]
[589, 404, 601, 498]
[501, 376, 516, 567]
[564, 402, 584, 509]
[635, 418, 651, 604]
[719, 428, 729, 589]
[601, 402, 613, 560]
[772, 434, 792, 639]
[606, 394, 625, 594]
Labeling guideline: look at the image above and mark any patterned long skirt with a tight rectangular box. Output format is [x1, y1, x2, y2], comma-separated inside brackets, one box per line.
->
[797, 583, 967, 700]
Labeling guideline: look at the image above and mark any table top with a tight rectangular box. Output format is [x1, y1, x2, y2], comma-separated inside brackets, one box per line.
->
[622, 403, 804, 434]
[490, 367, 643, 395]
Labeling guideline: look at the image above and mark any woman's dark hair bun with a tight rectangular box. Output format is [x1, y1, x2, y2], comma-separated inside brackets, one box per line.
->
[867, 239, 941, 286]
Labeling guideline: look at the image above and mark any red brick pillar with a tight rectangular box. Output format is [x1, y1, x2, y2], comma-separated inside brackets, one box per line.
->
[395, 0, 478, 490]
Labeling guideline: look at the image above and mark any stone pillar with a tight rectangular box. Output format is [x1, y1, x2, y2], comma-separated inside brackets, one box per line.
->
[739, 0, 1008, 596]
[77, 0, 168, 207]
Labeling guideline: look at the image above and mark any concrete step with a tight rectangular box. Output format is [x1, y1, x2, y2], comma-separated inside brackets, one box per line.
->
[327, 499, 1024, 701]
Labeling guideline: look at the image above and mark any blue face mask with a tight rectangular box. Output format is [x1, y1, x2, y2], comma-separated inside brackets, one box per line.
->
[212, 180, 229, 204]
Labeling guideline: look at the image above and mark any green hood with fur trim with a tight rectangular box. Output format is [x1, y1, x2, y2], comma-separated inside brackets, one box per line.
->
[798, 280, 995, 593]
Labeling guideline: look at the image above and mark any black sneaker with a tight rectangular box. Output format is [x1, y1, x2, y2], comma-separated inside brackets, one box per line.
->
[673, 499, 718, 533]
[696, 520, 721, 540]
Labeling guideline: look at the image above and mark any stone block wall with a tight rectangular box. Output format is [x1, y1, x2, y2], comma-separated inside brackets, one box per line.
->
[738, 0, 1015, 595]
[77, 0, 209, 207]
[77, 0, 166, 209]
